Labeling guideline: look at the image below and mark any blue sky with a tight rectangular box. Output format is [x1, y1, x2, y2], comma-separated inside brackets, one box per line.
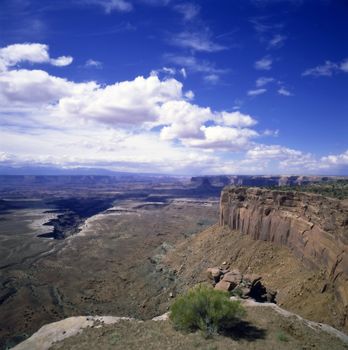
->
[0, 0, 347, 175]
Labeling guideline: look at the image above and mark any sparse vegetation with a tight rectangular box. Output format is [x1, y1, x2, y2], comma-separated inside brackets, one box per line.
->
[169, 284, 245, 338]
[51, 306, 348, 350]
[230, 287, 243, 298]
[276, 330, 289, 342]
[265, 180, 348, 199]
[109, 332, 121, 345]
[197, 219, 214, 226]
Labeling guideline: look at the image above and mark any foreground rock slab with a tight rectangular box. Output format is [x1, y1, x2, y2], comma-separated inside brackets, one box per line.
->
[11, 316, 135, 350]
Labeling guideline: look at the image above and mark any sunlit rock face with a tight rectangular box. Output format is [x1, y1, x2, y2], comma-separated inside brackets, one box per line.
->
[220, 187, 348, 327]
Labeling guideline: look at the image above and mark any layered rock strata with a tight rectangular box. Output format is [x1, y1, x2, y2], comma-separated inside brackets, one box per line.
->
[219, 187, 348, 326]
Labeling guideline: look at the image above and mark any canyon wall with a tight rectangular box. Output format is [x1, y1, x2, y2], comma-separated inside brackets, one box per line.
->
[220, 187, 348, 324]
[191, 175, 344, 188]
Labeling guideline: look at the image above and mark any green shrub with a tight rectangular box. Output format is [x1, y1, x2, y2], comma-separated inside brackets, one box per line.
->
[276, 330, 289, 342]
[231, 287, 243, 298]
[109, 332, 120, 345]
[169, 284, 245, 338]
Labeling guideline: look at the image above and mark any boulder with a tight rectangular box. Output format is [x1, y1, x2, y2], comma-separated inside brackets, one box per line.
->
[208, 266, 277, 303]
[207, 267, 222, 282]
[215, 280, 233, 292]
[266, 289, 277, 303]
[239, 287, 251, 299]
[222, 270, 242, 285]
[243, 274, 262, 287]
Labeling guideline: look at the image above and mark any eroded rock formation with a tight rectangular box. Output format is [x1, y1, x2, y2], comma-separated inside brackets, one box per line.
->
[220, 187, 348, 326]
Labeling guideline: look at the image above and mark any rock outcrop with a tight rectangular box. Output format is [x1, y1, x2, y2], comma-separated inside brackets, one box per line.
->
[220, 187, 348, 326]
[11, 316, 136, 350]
[207, 267, 276, 302]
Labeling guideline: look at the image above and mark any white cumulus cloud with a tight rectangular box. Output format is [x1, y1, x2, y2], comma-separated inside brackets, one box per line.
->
[0, 43, 73, 71]
[183, 126, 258, 150]
[50, 56, 74, 66]
[2, 42, 345, 175]
[57, 75, 183, 125]
[247, 145, 303, 159]
[0, 69, 96, 105]
[321, 150, 348, 166]
[221, 111, 257, 128]
[0, 48, 260, 157]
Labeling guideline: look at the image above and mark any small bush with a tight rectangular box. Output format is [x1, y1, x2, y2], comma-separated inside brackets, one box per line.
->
[170, 284, 245, 338]
[231, 287, 243, 298]
[276, 331, 289, 342]
[109, 332, 120, 345]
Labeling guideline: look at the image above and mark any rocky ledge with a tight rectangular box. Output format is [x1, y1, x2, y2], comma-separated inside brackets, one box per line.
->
[207, 267, 277, 302]
[219, 187, 348, 328]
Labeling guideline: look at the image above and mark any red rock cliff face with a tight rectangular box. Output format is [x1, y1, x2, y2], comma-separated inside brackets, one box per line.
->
[220, 187, 348, 320]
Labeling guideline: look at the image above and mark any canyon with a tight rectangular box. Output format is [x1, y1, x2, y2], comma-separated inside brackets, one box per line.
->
[2, 177, 348, 349]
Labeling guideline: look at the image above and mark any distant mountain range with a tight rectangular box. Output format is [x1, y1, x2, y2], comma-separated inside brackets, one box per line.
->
[0, 166, 168, 177]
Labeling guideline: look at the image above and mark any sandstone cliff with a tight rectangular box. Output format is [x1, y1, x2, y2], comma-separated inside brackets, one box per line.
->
[220, 187, 348, 327]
